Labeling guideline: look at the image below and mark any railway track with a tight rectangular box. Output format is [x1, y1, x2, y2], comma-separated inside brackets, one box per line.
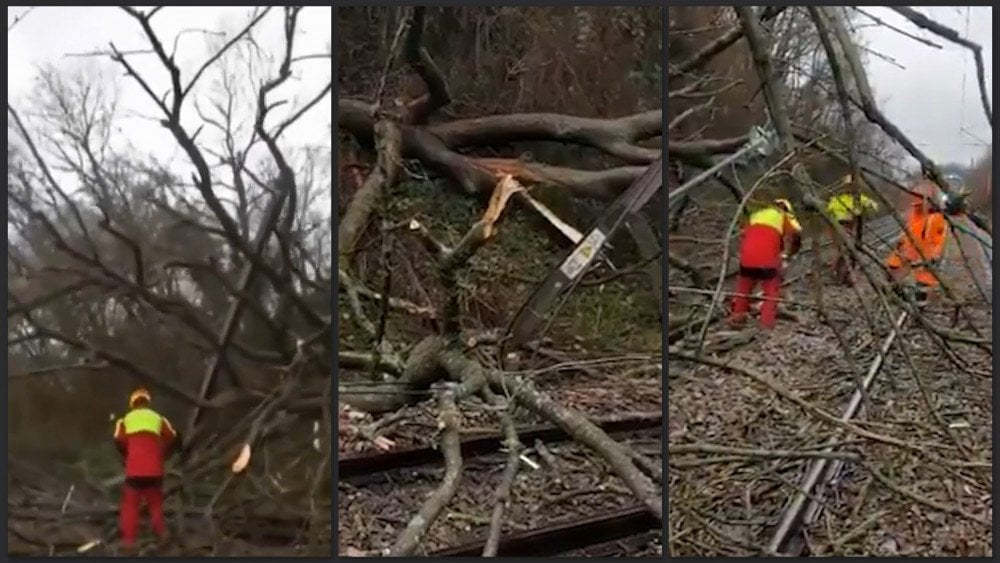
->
[768, 310, 909, 556]
[764, 216, 902, 556]
[340, 413, 662, 556]
[429, 505, 658, 557]
[670, 154, 990, 556]
[673, 214, 943, 556]
[339, 411, 661, 482]
[768, 215, 991, 556]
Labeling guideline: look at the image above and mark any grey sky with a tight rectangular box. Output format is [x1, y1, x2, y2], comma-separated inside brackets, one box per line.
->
[9, 7, 986, 176]
[7, 5, 331, 207]
[860, 6, 992, 167]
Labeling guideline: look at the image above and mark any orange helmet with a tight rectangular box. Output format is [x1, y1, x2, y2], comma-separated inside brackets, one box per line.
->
[129, 387, 151, 408]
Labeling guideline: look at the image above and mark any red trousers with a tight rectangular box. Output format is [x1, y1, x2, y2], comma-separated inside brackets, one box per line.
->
[120, 483, 166, 546]
[731, 270, 782, 329]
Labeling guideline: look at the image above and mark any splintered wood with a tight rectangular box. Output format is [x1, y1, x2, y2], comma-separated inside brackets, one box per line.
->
[471, 157, 547, 184]
[231, 443, 251, 473]
[481, 175, 525, 239]
[482, 173, 585, 244]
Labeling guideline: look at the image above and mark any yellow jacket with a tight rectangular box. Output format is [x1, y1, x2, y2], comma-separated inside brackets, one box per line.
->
[826, 193, 878, 222]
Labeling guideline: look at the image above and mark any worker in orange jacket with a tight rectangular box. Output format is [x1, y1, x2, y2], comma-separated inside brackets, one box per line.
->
[114, 388, 179, 552]
[729, 198, 803, 329]
[885, 176, 948, 296]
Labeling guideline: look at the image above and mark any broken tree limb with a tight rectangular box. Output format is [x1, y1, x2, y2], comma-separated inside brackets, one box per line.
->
[669, 6, 787, 78]
[668, 136, 748, 158]
[430, 111, 661, 165]
[401, 7, 451, 125]
[339, 100, 657, 199]
[338, 120, 404, 256]
[486, 371, 662, 521]
[481, 387, 523, 557]
[388, 384, 464, 556]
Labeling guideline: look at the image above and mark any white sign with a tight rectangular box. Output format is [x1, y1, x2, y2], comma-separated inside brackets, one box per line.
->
[559, 229, 607, 280]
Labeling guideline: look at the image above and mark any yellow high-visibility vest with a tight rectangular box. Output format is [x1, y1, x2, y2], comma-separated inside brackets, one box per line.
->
[115, 408, 172, 436]
[749, 207, 801, 234]
[826, 193, 878, 222]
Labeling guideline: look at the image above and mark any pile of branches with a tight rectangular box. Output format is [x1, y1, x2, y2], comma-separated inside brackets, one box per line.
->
[338, 7, 662, 556]
[666, 6, 992, 557]
[8, 7, 332, 556]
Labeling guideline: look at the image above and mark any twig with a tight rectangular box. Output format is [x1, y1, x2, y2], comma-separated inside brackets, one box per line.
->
[669, 443, 861, 462]
[481, 389, 522, 557]
[7, 6, 35, 31]
[865, 463, 989, 526]
[851, 8, 942, 49]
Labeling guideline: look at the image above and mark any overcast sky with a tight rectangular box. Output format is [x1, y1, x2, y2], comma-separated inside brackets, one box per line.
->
[859, 6, 992, 168]
[7, 5, 331, 206]
[9, 7, 988, 179]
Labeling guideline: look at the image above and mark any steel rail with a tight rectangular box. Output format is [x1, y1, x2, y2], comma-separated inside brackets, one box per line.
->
[768, 309, 909, 556]
[428, 505, 657, 557]
[769, 213, 991, 554]
[339, 412, 661, 481]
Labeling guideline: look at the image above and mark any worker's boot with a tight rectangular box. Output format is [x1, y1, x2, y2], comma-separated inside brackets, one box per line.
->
[157, 531, 172, 549]
[891, 281, 910, 301]
[727, 314, 747, 329]
[915, 283, 938, 306]
[119, 543, 139, 556]
[758, 305, 778, 331]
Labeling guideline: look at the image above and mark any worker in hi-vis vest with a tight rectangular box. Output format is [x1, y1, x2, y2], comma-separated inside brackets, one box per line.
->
[113, 388, 178, 552]
[825, 174, 879, 285]
[885, 173, 948, 299]
[729, 198, 803, 330]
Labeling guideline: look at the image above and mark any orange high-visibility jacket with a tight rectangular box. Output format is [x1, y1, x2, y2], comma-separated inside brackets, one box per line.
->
[894, 197, 947, 265]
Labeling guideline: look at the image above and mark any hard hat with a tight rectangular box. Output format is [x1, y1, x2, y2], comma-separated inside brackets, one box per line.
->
[774, 198, 794, 213]
[129, 388, 151, 408]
